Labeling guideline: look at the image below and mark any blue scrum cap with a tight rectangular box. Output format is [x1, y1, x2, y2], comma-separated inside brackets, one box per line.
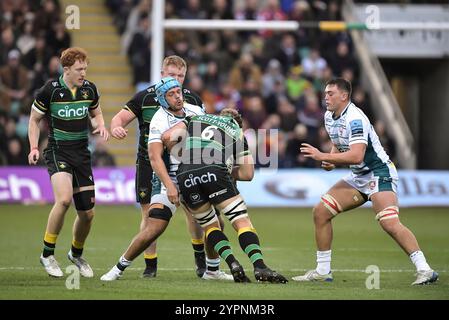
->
[155, 77, 181, 109]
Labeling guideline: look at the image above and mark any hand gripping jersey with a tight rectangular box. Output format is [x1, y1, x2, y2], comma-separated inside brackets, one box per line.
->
[324, 102, 390, 175]
[124, 86, 204, 161]
[148, 103, 205, 176]
[32, 76, 100, 148]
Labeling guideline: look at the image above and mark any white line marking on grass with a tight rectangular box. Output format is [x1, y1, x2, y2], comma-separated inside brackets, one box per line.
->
[1, 266, 447, 273]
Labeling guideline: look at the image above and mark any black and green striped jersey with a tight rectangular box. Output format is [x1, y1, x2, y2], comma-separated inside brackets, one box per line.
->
[32, 76, 100, 148]
[124, 84, 204, 161]
[181, 114, 250, 170]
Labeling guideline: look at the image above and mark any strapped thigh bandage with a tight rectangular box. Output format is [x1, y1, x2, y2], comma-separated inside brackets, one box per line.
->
[221, 197, 248, 223]
[320, 194, 343, 216]
[194, 206, 219, 227]
[375, 206, 399, 221]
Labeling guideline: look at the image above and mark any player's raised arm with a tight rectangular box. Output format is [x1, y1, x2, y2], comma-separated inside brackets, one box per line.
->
[90, 106, 109, 141]
[110, 109, 135, 140]
[28, 108, 45, 165]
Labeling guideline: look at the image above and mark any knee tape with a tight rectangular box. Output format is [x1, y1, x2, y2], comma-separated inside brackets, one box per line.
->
[149, 205, 173, 221]
[375, 206, 399, 221]
[194, 207, 219, 227]
[221, 197, 248, 223]
[320, 194, 342, 216]
[73, 190, 95, 211]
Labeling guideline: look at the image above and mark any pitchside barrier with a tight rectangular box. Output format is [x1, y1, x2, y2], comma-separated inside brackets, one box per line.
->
[0, 167, 448, 207]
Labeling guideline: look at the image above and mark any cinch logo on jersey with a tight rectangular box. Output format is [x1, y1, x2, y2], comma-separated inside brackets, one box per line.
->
[184, 172, 217, 188]
[53, 104, 89, 119]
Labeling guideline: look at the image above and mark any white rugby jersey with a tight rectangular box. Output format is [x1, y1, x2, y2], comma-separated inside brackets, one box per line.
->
[148, 103, 205, 175]
[324, 102, 390, 175]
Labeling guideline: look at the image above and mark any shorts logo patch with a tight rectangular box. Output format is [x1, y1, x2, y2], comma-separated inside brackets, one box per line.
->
[350, 119, 363, 137]
[139, 188, 148, 198]
[190, 193, 201, 203]
[81, 89, 89, 99]
[209, 188, 227, 199]
[57, 161, 67, 169]
[369, 181, 376, 190]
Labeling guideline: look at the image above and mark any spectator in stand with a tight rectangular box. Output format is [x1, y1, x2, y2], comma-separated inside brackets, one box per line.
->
[128, 13, 151, 85]
[121, 0, 150, 54]
[241, 95, 266, 130]
[285, 65, 312, 104]
[0, 50, 30, 115]
[297, 90, 324, 138]
[206, 0, 233, 20]
[201, 60, 222, 93]
[46, 20, 71, 56]
[16, 19, 36, 56]
[218, 37, 242, 73]
[234, 0, 259, 40]
[276, 33, 301, 74]
[0, 27, 17, 66]
[302, 48, 327, 81]
[180, 0, 207, 19]
[23, 33, 52, 72]
[33, 0, 60, 35]
[264, 79, 286, 115]
[214, 82, 241, 113]
[262, 59, 285, 100]
[352, 86, 374, 121]
[6, 137, 27, 165]
[328, 41, 357, 78]
[187, 74, 216, 114]
[276, 95, 298, 133]
[257, 0, 287, 38]
[229, 53, 262, 92]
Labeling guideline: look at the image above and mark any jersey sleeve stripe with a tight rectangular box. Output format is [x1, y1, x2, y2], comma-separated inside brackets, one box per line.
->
[124, 105, 137, 117]
[32, 103, 46, 114]
[89, 102, 99, 110]
[349, 139, 368, 145]
[34, 100, 47, 110]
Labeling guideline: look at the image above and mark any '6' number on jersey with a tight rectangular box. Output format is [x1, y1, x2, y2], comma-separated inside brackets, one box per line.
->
[201, 126, 218, 140]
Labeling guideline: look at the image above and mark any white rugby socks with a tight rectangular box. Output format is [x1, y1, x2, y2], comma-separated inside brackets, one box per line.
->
[410, 250, 431, 271]
[316, 250, 332, 275]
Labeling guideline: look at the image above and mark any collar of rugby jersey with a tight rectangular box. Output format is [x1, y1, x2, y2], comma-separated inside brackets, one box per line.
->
[332, 101, 352, 120]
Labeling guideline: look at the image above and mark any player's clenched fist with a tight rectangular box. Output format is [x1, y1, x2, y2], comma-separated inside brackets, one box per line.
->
[111, 126, 128, 140]
[28, 148, 39, 165]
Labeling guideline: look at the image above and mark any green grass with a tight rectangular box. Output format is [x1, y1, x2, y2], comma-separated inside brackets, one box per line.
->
[0, 205, 448, 300]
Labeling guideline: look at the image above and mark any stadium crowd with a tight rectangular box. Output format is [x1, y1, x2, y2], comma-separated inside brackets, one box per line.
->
[1, 0, 396, 167]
